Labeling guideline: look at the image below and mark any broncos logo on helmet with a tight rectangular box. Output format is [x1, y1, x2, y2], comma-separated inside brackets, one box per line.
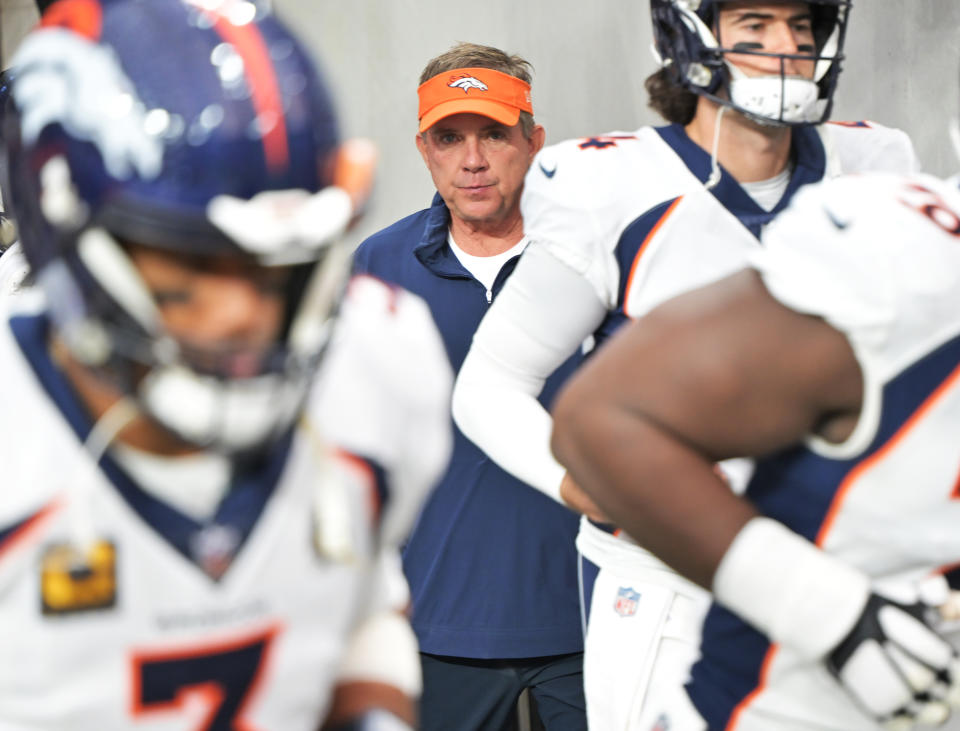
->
[2, 0, 372, 453]
[12, 29, 163, 181]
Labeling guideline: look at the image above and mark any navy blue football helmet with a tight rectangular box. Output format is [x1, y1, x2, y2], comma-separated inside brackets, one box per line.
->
[3, 0, 372, 451]
[651, 0, 851, 125]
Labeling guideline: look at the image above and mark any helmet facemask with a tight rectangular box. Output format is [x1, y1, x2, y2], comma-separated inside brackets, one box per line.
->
[4, 0, 373, 456]
[35, 172, 355, 455]
[651, 0, 851, 126]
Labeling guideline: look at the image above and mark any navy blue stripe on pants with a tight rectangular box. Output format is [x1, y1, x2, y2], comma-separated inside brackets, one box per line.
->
[579, 554, 600, 627]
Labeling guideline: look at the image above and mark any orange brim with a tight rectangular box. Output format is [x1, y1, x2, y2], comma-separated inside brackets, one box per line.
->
[418, 66, 532, 133]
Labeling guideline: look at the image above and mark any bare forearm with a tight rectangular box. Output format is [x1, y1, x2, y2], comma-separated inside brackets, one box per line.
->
[453, 242, 608, 501]
[552, 375, 756, 588]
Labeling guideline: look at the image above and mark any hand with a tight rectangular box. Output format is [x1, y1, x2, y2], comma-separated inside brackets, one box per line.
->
[826, 591, 960, 729]
[559, 472, 611, 523]
[713, 519, 960, 730]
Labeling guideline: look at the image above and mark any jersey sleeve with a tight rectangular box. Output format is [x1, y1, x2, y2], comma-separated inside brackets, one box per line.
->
[522, 138, 637, 309]
[822, 121, 921, 176]
[751, 172, 960, 386]
[330, 546, 421, 697]
[310, 275, 453, 548]
[452, 243, 607, 501]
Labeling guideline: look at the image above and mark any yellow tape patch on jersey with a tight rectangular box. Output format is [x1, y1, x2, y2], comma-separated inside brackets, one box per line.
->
[40, 540, 117, 615]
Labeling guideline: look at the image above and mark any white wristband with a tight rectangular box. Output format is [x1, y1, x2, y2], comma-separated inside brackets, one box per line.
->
[354, 709, 414, 731]
[712, 516, 870, 659]
[337, 611, 421, 697]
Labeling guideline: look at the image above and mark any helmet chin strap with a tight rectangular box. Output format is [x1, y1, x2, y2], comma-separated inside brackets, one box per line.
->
[705, 104, 726, 190]
[68, 396, 139, 551]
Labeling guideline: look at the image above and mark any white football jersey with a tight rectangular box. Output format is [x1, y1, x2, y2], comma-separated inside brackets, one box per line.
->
[452, 120, 920, 731]
[523, 121, 918, 317]
[688, 172, 960, 730]
[517, 121, 920, 576]
[0, 274, 452, 730]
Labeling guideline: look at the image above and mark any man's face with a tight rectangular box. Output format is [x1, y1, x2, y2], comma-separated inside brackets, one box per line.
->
[126, 244, 290, 378]
[416, 112, 544, 228]
[716, 2, 817, 80]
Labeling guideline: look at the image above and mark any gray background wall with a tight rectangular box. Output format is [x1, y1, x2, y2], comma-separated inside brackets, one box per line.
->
[3, 1, 959, 240]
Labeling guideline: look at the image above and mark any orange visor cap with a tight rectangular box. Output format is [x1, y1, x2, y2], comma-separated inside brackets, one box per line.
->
[418, 67, 533, 133]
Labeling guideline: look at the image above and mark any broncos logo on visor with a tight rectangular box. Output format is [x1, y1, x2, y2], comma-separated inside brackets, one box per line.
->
[448, 75, 489, 93]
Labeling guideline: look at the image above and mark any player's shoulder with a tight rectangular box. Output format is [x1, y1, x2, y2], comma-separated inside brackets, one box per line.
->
[308, 274, 451, 440]
[536, 127, 654, 162]
[533, 127, 664, 175]
[821, 120, 919, 175]
[756, 172, 960, 330]
[337, 274, 449, 389]
[0, 308, 70, 528]
[526, 126, 679, 203]
[764, 171, 951, 253]
[823, 119, 909, 141]
[781, 170, 951, 230]
[306, 275, 453, 544]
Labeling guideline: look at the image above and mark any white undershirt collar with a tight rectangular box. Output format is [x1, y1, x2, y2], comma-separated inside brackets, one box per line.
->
[112, 445, 231, 522]
[447, 231, 529, 294]
[741, 163, 793, 212]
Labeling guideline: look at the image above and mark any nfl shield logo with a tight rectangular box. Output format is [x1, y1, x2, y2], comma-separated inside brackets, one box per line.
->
[651, 713, 671, 731]
[614, 586, 640, 617]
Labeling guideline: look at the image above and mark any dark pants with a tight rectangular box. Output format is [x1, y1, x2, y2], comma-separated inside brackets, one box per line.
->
[419, 652, 587, 731]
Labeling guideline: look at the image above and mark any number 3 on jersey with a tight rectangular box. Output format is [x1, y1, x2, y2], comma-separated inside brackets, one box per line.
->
[131, 626, 277, 730]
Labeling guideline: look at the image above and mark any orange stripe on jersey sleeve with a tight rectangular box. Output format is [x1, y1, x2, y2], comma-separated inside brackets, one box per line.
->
[827, 121, 872, 129]
[208, 11, 289, 173]
[816, 358, 960, 547]
[333, 447, 383, 524]
[623, 197, 683, 320]
[0, 497, 64, 563]
[727, 335, 960, 729]
[950, 465, 960, 500]
[725, 644, 780, 731]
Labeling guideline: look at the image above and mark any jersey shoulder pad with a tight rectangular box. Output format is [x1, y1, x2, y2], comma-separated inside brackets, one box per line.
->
[307, 275, 453, 543]
[526, 127, 668, 206]
[334, 274, 451, 410]
[522, 127, 701, 305]
[0, 313, 71, 530]
[754, 172, 960, 368]
[822, 121, 920, 175]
